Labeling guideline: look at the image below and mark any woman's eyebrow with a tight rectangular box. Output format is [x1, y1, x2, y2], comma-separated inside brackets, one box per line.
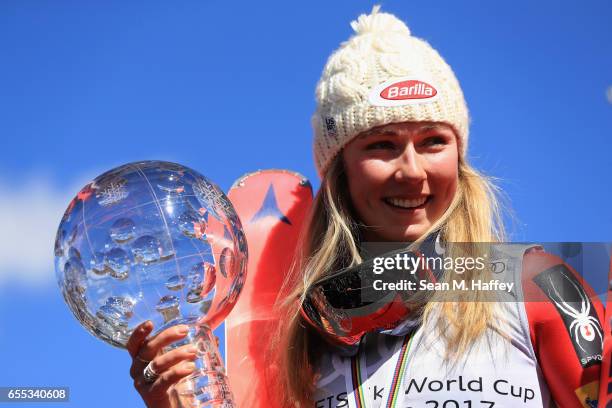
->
[356, 124, 452, 140]
[420, 124, 449, 133]
[357, 129, 399, 139]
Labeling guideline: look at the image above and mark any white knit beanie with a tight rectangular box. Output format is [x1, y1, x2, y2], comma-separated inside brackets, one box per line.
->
[312, 5, 469, 177]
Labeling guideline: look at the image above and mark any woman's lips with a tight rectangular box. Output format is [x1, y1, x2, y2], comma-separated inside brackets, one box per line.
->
[383, 196, 431, 211]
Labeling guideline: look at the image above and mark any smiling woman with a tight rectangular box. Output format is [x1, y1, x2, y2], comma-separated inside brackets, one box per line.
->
[343, 122, 459, 242]
[269, 5, 604, 408]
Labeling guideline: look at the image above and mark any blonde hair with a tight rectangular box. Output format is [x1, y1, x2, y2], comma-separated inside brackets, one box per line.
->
[273, 146, 506, 407]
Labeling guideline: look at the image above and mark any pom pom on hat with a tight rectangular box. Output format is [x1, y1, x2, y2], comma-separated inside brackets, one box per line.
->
[350, 5, 410, 36]
[312, 5, 469, 178]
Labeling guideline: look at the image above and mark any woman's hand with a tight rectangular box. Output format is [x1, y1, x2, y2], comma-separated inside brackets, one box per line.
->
[127, 321, 198, 408]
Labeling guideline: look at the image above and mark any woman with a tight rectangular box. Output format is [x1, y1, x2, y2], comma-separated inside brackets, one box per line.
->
[276, 6, 603, 408]
[128, 6, 603, 407]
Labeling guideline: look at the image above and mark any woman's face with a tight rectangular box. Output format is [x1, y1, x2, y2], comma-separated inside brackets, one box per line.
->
[342, 121, 459, 242]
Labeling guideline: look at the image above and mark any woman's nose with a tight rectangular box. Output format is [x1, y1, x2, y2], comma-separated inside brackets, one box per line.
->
[393, 145, 426, 182]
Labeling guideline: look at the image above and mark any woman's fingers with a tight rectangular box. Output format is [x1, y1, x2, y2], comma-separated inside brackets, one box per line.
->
[158, 361, 198, 389]
[141, 324, 190, 361]
[129, 324, 190, 380]
[135, 361, 197, 397]
[148, 344, 198, 376]
[128, 323, 199, 407]
[127, 321, 155, 380]
[141, 324, 189, 360]
[127, 321, 153, 359]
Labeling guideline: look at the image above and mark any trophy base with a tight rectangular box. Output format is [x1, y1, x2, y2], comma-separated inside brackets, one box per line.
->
[165, 320, 235, 408]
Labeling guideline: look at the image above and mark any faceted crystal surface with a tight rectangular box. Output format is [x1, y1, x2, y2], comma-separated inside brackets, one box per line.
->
[54, 161, 247, 348]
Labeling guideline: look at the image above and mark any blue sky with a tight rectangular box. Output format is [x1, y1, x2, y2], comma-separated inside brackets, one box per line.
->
[0, 1, 610, 407]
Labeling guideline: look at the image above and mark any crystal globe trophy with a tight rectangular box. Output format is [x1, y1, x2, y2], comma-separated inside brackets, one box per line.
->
[54, 161, 247, 407]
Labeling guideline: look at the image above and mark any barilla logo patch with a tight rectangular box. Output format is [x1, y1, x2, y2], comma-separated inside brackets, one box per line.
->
[381, 80, 437, 100]
[369, 77, 439, 107]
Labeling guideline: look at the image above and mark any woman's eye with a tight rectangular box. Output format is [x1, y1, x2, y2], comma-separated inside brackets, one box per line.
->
[366, 141, 395, 150]
[423, 136, 446, 147]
